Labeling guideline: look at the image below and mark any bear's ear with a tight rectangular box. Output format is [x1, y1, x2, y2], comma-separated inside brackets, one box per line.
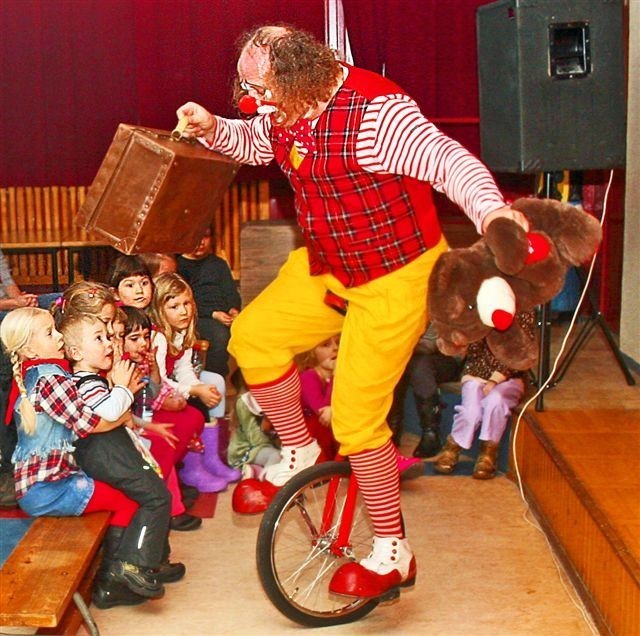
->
[484, 217, 529, 275]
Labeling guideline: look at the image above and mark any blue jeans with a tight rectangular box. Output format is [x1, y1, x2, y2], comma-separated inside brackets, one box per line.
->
[19, 471, 95, 516]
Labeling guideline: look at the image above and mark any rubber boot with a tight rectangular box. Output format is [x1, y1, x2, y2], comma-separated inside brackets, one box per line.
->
[201, 426, 242, 483]
[92, 527, 147, 609]
[473, 440, 500, 480]
[180, 450, 228, 493]
[412, 394, 443, 458]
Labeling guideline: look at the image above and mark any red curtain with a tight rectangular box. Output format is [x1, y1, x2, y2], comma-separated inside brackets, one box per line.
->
[0, 0, 325, 186]
[343, 0, 486, 153]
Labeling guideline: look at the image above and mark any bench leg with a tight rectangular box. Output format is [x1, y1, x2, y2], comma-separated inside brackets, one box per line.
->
[72, 592, 100, 636]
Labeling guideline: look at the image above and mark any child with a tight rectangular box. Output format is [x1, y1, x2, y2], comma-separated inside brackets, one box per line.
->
[434, 310, 536, 479]
[298, 335, 340, 460]
[139, 252, 178, 279]
[228, 390, 281, 479]
[297, 335, 424, 480]
[107, 254, 155, 311]
[149, 273, 240, 490]
[176, 227, 241, 377]
[0, 308, 166, 606]
[52, 281, 120, 343]
[120, 305, 207, 524]
[60, 311, 186, 605]
[387, 323, 464, 458]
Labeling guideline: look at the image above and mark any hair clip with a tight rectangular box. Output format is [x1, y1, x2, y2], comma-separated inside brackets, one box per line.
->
[55, 296, 66, 312]
[87, 287, 98, 299]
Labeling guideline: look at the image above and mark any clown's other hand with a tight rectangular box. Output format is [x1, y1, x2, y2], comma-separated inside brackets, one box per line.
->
[176, 102, 217, 139]
[482, 205, 529, 234]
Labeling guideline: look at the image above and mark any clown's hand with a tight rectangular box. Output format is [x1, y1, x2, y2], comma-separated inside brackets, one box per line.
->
[482, 205, 529, 234]
[176, 102, 216, 140]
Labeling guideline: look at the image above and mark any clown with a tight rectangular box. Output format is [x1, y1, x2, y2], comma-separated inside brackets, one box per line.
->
[177, 24, 526, 600]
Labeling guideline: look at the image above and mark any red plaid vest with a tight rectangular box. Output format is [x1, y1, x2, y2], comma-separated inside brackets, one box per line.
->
[271, 65, 442, 287]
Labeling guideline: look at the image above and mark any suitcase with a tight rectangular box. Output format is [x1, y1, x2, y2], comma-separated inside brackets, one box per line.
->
[76, 123, 240, 254]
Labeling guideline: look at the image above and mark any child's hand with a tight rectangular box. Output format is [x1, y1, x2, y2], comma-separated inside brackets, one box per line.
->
[142, 422, 178, 449]
[127, 366, 145, 395]
[161, 391, 187, 411]
[212, 311, 235, 326]
[482, 380, 497, 396]
[191, 383, 221, 408]
[318, 406, 332, 427]
[110, 359, 136, 388]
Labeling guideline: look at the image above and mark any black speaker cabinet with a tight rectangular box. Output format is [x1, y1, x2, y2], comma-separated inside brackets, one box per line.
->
[477, 0, 626, 173]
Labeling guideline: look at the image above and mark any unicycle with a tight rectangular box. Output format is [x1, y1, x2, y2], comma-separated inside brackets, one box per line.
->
[256, 459, 380, 627]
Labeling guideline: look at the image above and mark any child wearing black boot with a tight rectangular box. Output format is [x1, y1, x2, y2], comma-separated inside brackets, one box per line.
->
[59, 310, 186, 608]
[388, 323, 463, 458]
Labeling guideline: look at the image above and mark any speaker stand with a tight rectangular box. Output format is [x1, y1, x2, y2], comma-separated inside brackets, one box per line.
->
[547, 267, 636, 389]
[533, 172, 636, 411]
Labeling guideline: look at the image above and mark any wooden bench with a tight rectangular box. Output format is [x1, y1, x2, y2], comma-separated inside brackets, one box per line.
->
[0, 512, 110, 636]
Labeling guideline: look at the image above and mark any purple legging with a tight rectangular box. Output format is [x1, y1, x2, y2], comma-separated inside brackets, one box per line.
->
[451, 378, 523, 449]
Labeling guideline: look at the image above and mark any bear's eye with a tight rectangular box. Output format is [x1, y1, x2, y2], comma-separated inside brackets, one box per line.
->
[467, 303, 475, 311]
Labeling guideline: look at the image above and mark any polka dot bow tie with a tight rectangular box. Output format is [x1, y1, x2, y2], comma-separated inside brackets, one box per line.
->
[278, 118, 316, 154]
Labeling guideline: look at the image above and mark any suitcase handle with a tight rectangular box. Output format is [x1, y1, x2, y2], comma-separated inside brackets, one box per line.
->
[171, 116, 189, 141]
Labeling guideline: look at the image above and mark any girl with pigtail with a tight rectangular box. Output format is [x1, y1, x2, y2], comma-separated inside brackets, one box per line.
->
[0, 307, 166, 604]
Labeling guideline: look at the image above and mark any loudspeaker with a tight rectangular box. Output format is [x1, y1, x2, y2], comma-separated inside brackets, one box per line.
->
[477, 0, 626, 173]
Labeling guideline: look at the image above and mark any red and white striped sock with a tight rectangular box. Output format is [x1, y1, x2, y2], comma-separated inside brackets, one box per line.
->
[349, 440, 403, 538]
[247, 363, 313, 448]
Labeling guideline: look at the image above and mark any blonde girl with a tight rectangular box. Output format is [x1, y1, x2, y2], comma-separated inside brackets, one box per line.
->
[149, 273, 240, 487]
[0, 308, 165, 600]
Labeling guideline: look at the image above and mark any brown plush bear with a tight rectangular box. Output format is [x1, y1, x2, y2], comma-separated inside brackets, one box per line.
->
[428, 197, 602, 370]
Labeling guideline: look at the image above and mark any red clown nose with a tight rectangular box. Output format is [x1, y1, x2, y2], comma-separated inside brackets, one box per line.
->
[238, 94, 277, 115]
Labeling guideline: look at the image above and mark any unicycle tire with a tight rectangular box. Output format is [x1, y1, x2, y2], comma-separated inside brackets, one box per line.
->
[256, 460, 378, 627]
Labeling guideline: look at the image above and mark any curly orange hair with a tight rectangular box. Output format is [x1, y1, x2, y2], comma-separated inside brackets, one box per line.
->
[234, 25, 343, 127]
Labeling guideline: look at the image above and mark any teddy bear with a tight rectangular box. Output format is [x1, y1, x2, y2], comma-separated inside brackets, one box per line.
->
[428, 197, 602, 371]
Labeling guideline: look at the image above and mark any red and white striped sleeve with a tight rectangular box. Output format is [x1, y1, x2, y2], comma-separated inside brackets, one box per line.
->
[199, 115, 275, 166]
[356, 95, 506, 234]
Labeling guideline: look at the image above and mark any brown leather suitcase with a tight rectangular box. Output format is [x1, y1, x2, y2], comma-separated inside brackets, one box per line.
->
[76, 123, 240, 254]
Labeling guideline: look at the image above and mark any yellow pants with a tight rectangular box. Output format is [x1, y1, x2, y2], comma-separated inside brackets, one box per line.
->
[229, 237, 448, 455]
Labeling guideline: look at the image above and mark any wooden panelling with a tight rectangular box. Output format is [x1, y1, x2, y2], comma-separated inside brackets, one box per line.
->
[1, 181, 270, 285]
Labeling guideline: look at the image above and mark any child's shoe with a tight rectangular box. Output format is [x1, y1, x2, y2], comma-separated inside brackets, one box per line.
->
[329, 536, 416, 598]
[472, 440, 499, 480]
[92, 580, 147, 609]
[180, 450, 228, 493]
[433, 435, 462, 475]
[262, 439, 323, 486]
[107, 561, 164, 599]
[156, 560, 186, 583]
[397, 454, 423, 481]
[169, 512, 202, 531]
